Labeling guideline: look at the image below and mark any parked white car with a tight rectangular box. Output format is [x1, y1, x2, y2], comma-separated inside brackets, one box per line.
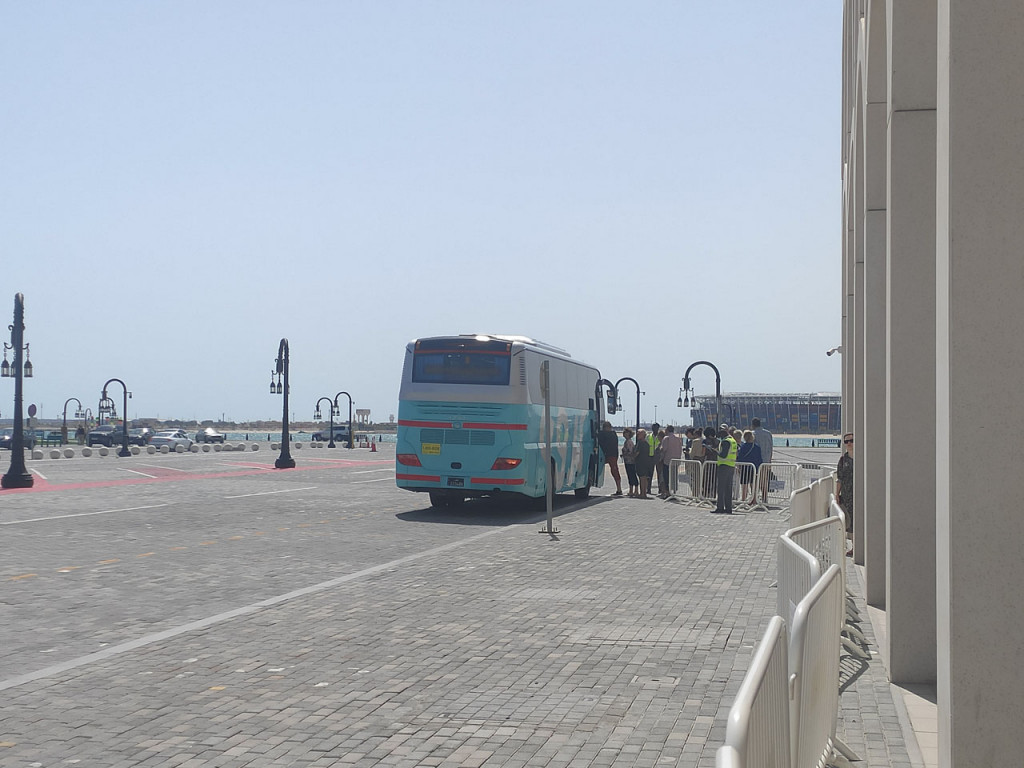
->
[149, 430, 194, 450]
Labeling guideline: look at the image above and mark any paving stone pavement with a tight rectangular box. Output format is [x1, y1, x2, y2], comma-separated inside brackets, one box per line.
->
[0, 446, 915, 767]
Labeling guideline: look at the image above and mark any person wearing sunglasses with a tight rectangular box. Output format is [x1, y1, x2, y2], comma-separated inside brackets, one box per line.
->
[836, 433, 855, 552]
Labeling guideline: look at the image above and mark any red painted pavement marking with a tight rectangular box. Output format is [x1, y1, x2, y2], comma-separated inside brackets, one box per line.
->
[0, 459, 394, 494]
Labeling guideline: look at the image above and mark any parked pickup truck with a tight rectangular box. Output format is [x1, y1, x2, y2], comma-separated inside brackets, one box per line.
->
[310, 425, 352, 443]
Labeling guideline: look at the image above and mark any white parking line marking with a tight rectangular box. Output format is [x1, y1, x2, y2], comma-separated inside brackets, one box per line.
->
[137, 464, 189, 472]
[119, 468, 158, 479]
[29, 468, 48, 480]
[352, 478, 392, 484]
[0, 523, 517, 691]
[352, 469, 393, 474]
[0, 504, 171, 526]
[223, 486, 318, 499]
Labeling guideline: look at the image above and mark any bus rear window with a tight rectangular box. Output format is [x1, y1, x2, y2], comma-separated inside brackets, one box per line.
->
[412, 351, 511, 385]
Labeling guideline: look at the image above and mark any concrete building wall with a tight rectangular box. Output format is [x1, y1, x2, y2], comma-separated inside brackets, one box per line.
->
[843, 1, 1024, 763]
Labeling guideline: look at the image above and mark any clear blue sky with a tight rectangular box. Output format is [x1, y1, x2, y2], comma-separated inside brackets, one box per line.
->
[1, 2, 841, 426]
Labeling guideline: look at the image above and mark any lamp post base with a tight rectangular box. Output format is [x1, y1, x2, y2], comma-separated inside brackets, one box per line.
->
[1, 470, 34, 489]
[274, 455, 296, 469]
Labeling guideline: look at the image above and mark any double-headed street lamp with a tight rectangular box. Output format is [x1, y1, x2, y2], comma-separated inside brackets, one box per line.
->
[1, 293, 34, 489]
[62, 397, 84, 445]
[599, 377, 644, 432]
[270, 338, 294, 469]
[678, 360, 723, 427]
[314, 392, 354, 449]
[101, 379, 132, 458]
[334, 391, 354, 449]
[314, 396, 335, 447]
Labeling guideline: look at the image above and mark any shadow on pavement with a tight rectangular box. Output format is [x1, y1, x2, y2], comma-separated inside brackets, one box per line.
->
[396, 493, 608, 526]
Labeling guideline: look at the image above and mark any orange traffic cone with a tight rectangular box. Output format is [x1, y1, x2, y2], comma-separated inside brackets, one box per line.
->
[370, 440, 377, 452]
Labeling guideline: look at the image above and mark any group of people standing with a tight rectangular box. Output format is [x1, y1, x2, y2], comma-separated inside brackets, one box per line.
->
[598, 418, 775, 513]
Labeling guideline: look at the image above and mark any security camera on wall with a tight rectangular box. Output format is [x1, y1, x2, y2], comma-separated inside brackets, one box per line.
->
[826, 346, 843, 357]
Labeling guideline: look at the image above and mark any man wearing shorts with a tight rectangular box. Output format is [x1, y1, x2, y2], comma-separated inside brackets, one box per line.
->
[597, 421, 624, 496]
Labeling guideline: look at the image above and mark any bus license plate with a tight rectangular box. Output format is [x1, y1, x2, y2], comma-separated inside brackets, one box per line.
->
[421, 443, 441, 455]
[447, 477, 464, 487]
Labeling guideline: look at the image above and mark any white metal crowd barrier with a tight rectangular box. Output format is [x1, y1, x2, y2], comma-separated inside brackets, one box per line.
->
[777, 535, 819, 627]
[666, 459, 704, 504]
[811, 473, 835, 517]
[750, 463, 799, 511]
[785, 512, 868, 661]
[788, 485, 814, 528]
[715, 616, 790, 768]
[666, 459, 775, 511]
[715, 478, 864, 768]
[790, 564, 846, 768]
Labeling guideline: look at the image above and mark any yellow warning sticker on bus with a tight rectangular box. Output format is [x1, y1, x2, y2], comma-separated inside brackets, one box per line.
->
[421, 443, 441, 455]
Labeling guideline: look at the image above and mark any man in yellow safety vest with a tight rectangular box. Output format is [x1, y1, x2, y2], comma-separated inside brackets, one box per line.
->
[712, 424, 739, 514]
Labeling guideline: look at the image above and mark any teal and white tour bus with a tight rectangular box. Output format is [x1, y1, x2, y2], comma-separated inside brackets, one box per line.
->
[396, 334, 606, 507]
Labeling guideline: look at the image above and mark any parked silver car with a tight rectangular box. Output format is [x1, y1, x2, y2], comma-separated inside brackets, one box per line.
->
[149, 430, 194, 450]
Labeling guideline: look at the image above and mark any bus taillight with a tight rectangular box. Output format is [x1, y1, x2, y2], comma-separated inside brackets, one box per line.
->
[397, 453, 422, 467]
[490, 457, 522, 471]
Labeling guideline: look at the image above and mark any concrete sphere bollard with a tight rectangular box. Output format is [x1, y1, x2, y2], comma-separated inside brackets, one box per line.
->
[175, 444, 185, 453]
[82, 447, 92, 457]
[235, 443, 245, 451]
[160, 445, 169, 454]
[33, 449, 44, 460]
[190, 444, 198, 452]
[131, 446, 140, 455]
[202, 444, 211, 452]
[271, 442, 279, 450]
[99, 447, 109, 456]
[63, 448, 75, 458]
[213, 443, 222, 452]
[251, 443, 259, 451]
[294, 442, 302, 450]
[50, 449, 61, 459]
[147, 445, 156, 454]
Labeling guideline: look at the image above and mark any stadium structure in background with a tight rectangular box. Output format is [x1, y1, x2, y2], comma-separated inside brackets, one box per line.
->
[686, 392, 841, 434]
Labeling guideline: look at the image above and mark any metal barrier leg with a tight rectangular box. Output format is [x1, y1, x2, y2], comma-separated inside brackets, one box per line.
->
[843, 623, 869, 645]
[841, 635, 871, 660]
[833, 736, 862, 763]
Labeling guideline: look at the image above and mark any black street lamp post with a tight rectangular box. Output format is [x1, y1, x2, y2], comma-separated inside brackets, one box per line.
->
[1, 293, 34, 489]
[314, 396, 335, 447]
[334, 391, 354, 449]
[270, 338, 295, 469]
[62, 397, 84, 446]
[101, 379, 132, 457]
[679, 360, 723, 427]
[614, 377, 643, 431]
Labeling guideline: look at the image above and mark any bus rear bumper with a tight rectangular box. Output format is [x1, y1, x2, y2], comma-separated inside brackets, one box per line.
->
[396, 473, 529, 495]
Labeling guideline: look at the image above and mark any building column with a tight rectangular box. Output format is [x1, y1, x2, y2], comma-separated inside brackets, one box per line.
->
[852, 31, 867, 566]
[885, 0, 937, 684]
[936, 2, 1024, 765]
[861, 0, 887, 604]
